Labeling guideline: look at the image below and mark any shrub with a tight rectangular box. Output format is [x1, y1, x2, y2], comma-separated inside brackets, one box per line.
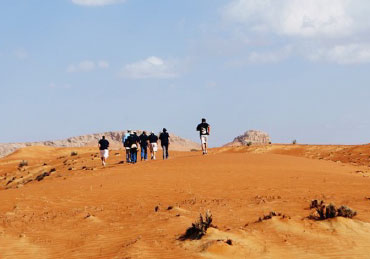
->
[179, 210, 213, 240]
[309, 200, 357, 220]
[292, 139, 297, 145]
[190, 149, 198, 152]
[71, 151, 78, 156]
[257, 211, 282, 222]
[19, 160, 28, 167]
[247, 141, 252, 146]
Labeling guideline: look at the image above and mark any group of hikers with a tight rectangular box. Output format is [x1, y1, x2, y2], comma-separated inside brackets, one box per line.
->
[98, 118, 211, 166]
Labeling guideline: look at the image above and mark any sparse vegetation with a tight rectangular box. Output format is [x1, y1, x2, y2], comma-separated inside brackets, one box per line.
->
[179, 210, 213, 240]
[257, 211, 282, 222]
[190, 149, 198, 152]
[247, 141, 252, 146]
[309, 200, 357, 220]
[71, 151, 78, 156]
[292, 139, 297, 145]
[18, 160, 28, 167]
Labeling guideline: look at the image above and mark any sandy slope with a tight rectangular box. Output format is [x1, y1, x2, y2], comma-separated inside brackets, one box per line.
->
[0, 145, 370, 258]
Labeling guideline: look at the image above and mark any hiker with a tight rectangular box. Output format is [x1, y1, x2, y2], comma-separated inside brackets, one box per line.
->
[159, 128, 170, 160]
[148, 131, 158, 160]
[98, 136, 110, 166]
[128, 131, 140, 163]
[139, 131, 149, 161]
[196, 118, 210, 155]
[122, 130, 131, 163]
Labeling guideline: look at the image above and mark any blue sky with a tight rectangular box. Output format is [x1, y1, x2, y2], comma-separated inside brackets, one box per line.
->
[1, 0, 369, 146]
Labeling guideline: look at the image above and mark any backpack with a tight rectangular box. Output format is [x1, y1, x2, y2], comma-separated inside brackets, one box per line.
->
[124, 137, 130, 148]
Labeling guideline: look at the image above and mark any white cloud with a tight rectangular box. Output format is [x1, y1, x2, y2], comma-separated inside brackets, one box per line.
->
[120, 56, 179, 79]
[67, 60, 109, 73]
[222, 0, 370, 64]
[14, 48, 28, 60]
[223, 0, 365, 38]
[310, 44, 370, 64]
[98, 60, 109, 68]
[71, 0, 126, 6]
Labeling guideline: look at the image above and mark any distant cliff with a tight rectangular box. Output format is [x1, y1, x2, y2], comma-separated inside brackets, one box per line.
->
[0, 131, 200, 158]
[224, 130, 271, 146]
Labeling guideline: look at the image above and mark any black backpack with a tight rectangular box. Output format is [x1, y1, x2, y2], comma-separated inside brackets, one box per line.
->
[124, 137, 130, 148]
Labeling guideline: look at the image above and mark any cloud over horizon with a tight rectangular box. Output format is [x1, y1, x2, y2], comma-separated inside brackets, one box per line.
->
[120, 56, 179, 79]
[67, 60, 109, 73]
[222, 0, 370, 64]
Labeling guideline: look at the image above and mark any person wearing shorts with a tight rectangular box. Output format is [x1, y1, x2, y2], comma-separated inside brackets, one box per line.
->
[98, 136, 110, 166]
[148, 131, 158, 160]
[196, 118, 210, 155]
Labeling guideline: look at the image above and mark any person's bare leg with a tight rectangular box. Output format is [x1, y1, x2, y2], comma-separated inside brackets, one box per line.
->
[204, 143, 207, 154]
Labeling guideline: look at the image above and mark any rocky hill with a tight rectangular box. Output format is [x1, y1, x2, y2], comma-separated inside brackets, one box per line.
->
[0, 131, 200, 158]
[225, 130, 271, 146]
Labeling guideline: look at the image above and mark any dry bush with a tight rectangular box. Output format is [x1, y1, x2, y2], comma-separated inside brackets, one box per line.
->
[337, 205, 357, 218]
[257, 211, 282, 222]
[309, 200, 357, 220]
[71, 151, 78, 156]
[179, 210, 213, 240]
[18, 160, 28, 167]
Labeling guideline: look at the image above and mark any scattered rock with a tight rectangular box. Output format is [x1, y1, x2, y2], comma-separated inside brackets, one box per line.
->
[167, 206, 173, 210]
[154, 206, 159, 212]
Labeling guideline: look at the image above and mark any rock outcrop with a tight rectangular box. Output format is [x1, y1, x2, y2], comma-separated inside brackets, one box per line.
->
[0, 131, 200, 158]
[225, 130, 271, 146]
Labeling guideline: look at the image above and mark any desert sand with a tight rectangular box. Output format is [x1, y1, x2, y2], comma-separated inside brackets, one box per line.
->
[1, 144, 370, 258]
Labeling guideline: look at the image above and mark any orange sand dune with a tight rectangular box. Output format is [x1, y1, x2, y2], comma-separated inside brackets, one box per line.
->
[1, 145, 370, 258]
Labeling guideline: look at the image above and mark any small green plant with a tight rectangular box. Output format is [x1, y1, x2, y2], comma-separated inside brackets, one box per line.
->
[18, 160, 28, 167]
[292, 139, 297, 145]
[71, 151, 78, 156]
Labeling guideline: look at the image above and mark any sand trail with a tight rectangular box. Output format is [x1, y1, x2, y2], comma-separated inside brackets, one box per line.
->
[0, 145, 370, 258]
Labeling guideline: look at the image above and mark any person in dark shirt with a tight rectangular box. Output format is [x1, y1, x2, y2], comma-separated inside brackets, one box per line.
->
[148, 131, 159, 160]
[98, 136, 110, 166]
[139, 131, 149, 161]
[196, 118, 210, 155]
[159, 128, 170, 160]
[128, 132, 140, 163]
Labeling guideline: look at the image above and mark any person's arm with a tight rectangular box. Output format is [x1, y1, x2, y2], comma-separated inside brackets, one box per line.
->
[208, 125, 211, 134]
